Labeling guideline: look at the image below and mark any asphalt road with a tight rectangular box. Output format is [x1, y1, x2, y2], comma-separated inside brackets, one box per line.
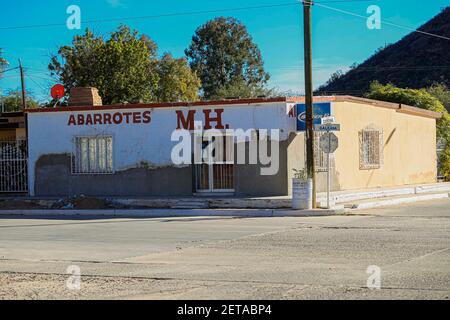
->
[0, 199, 449, 300]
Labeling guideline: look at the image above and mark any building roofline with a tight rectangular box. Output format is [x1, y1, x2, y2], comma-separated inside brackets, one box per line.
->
[25, 97, 290, 114]
[336, 95, 442, 119]
[397, 104, 442, 119]
[24, 95, 442, 119]
[305, 95, 441, 119]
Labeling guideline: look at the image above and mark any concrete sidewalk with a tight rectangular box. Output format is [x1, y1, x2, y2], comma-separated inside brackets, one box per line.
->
[317, 182, 450, 204]
[343, 191, 450, 210]
[112, 182, 450, 209]
[0, 192, 448, 218]
[0, 182, 448, 217]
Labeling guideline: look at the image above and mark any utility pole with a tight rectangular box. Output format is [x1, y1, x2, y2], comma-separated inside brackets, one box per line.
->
[303, 0, 317, 208]
[19, 59, 26, 110]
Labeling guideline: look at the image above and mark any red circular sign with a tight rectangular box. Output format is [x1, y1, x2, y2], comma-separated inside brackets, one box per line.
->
[51, 84, 65, 100]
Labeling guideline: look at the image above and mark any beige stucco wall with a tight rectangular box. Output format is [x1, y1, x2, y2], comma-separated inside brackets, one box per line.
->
[331, 101, 437, 191]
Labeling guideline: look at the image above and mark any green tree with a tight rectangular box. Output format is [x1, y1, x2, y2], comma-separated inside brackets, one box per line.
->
[366, 82, 450, 142]
[155, 53, 201, 102]
[49, 26, 159, 105]
[439, 146, 450, 181]
[185, 17, 270, 100]
[427, 83, 450, 113]
[366, 81, 450, 181]
[427, 83, 450, 180]
[1, 90, 39, 112]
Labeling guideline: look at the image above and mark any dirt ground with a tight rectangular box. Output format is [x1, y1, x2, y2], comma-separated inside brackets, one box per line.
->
[0, 272, 212, 300]
[0, 200, 47, 210]
[1, 271, 448, 300]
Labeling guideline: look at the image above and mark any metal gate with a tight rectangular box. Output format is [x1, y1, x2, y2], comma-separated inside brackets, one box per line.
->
[0, 140, 28, 193]
[195, 163, 235, 193]
[194, 134, 235, 193]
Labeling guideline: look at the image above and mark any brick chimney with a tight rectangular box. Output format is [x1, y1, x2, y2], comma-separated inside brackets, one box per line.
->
[68, 87, 102, 107]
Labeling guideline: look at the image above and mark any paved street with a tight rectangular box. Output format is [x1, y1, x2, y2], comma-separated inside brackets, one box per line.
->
[0, 199, 449, 300]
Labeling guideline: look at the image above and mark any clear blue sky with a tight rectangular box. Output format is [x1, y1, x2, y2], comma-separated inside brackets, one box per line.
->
[0, 0, 448, 102]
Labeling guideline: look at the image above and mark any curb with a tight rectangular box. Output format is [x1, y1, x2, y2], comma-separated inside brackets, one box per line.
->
[0, 208, 345, 218]
[0, 193, 447, 217]
[347, 192, 450, 210]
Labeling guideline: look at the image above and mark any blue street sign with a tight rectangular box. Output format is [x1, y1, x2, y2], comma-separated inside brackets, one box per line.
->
[296, 102, 332, 131]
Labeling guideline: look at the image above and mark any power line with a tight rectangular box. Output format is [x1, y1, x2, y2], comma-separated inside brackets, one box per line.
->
[0, 66, 19, 74]
[314, 2, 450, 41]
[0, 3, 299, 30]
[0, 0, 374, 31]
[25, 75, 50, 94]
[23, 70, 55, 78]
[24, 67, 51, 72]
[0, 74, 21, 79]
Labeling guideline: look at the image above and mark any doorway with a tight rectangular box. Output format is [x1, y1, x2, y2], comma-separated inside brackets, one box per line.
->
[194, 134, 235, 194]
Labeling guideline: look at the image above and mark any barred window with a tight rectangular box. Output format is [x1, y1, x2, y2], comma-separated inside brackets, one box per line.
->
[72, 136, 113, 174]
[359, 129, 383, 170]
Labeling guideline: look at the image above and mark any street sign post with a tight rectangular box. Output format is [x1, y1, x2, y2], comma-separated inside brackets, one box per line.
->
[320, 132, 339, 154]
[317, 127, 340, 209]
[321, 116, 336, 125]
[314, 124, 341, 132]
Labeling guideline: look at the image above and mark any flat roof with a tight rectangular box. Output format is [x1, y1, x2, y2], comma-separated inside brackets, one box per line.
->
[25, 97, 289, 114]
[25, 95, 442, 119]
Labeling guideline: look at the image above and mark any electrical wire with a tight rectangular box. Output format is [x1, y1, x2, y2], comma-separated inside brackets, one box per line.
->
[25, 75, 50, 93]
[0, 0, 376, 31]
[0, 3, 299, 30]
[0, 66, 19, 74]
[314, 2, 450, 41]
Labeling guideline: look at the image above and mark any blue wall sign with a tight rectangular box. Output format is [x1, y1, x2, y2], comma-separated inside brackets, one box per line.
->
[296, 102, 332, 131]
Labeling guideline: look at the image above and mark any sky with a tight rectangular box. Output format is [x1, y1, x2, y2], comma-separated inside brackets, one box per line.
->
[0, 0, 448, 103]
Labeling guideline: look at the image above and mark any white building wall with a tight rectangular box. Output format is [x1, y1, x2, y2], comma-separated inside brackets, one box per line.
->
[27, 102, 297, 196]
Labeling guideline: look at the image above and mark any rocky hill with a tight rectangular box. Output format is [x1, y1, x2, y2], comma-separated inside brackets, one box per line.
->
[316, 7, 450, 95]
